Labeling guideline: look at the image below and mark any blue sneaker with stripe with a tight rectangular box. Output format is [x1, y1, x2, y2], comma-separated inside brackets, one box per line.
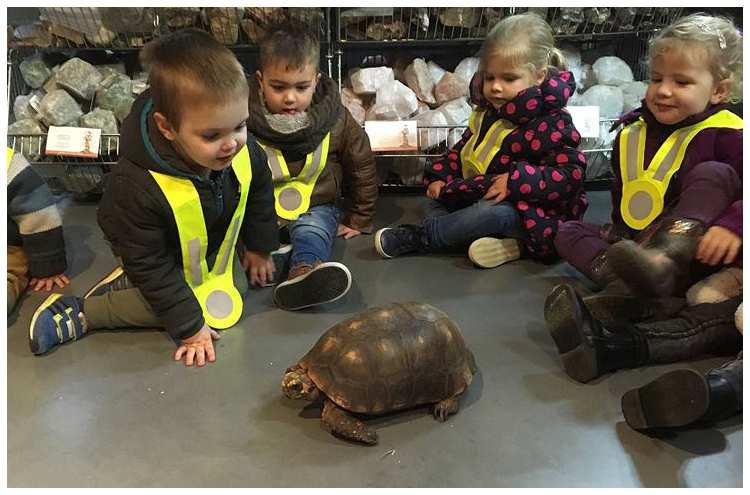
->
[29, 294, 87, 355]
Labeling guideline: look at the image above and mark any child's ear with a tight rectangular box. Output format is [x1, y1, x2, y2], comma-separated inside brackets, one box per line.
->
[710, 78, 732, 104]
[316, 72, 322, 85]
[255, 70, 263, 86]
[153, 112, 177, 141]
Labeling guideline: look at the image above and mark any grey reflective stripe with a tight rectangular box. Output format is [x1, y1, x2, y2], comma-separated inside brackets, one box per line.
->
[216, 217, 240, 275]
[625, 124, 643, 182]
[302, 139, 325, 183]
[263, 146, 286, 180]
[206, 290, 233, 319]
[629, 190, 653, 220]
[652, 128, 689, 181]
[278, 187, 303, 210]
[476, 123, 508, 164]
[187, 238, 203, 285]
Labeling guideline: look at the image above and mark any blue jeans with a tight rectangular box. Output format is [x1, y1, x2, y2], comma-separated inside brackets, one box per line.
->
[288, 204, 341, 266]
[422, 199, 525, 249]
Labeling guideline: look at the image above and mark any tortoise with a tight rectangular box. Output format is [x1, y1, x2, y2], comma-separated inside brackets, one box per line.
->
[281, 302, 477, 444]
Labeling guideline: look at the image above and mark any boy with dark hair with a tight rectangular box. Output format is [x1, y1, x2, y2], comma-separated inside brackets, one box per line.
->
[29, 29, 279, 366]
[7, 149, 70, 313]
[250, 20, 378, 311]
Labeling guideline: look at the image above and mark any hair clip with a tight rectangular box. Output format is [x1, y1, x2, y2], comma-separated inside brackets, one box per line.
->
[698, 22, 726, 49]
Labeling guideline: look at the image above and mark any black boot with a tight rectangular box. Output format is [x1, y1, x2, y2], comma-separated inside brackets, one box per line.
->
[607, 217, 706, 297]
[621, 352, 743, 430]
[544, 284, 649, 383]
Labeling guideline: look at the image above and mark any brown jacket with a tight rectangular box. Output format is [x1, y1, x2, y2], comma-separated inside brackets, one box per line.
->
[247, 75, 378, 233]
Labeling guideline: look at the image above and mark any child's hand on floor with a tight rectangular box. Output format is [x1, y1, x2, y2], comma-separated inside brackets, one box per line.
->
[483, 173, 509, 204]
[175, 324, 220, 367]
[243, 250, 275, 287]
[337, 224, 361, 239]
[426, 180, 446, 200]
[30, 273, 70, 291]
[696, 225, 741, 266]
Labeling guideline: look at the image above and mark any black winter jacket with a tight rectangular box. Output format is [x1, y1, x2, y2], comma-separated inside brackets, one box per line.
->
[97, 90, 278, 340]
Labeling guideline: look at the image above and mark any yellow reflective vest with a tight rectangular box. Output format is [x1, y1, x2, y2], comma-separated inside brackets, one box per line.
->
[619, 110, 743, 230]
[460, 109, 516, 178]
[258, 134, 331, 221]
[148, 146, 252, 329]
[6, 147, 14, 171]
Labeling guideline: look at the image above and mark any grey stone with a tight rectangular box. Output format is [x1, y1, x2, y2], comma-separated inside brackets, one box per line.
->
[12, 23, 52, 48]
[161, 7, 201, 28]
[80, 109, 119, 134]
[85, 26, 118, 46]
[38, 89, 84, 126]
[621, 81, 648, 112]
[8, 118, 46, 135]
[13, 95, 38, 121]
[56, 58, 103, 100]
[350, 67, 395, 95]
[580, 85, 624, 119]
[404, 58, 436, 105]
[43, 74, 59, 93]
[366, 21, 407, 41]
[7, 119, 46, 161]
[19, 56, 52, 89]
[112, 96, 136, 123]
[454, 57, 479, 85]
[439, 8, 479, 28]
[97, 64, 127, 79]
[434, 72, 468, 105]
[593, 56, 633, 86]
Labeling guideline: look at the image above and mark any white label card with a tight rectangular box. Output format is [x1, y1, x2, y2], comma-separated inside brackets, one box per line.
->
[566, 106, 601, 139]
[364, 120, 418, 152]
[45, 126, 101, 158]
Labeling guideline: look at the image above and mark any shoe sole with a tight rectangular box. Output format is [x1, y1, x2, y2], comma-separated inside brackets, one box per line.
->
[468, 237, 520, 268]
[84, 266, 125, 299]
[374, 228, 393, 259]
[274, 262, 352, 311]
[29, 293, 63, 351]
[544, 285, 598, 383]
[608, 241, 674, 297]
[621, 369, 709, 430]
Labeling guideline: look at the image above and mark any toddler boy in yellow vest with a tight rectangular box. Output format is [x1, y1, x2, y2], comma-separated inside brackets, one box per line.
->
[28, 29, 279, 367]
[248, 20, 378, 311]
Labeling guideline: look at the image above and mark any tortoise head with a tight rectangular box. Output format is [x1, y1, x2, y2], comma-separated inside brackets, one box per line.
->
[282, 367, 320, 402]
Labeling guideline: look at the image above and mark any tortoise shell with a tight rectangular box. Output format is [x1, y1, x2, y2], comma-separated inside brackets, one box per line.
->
[298, 302, 476, 414]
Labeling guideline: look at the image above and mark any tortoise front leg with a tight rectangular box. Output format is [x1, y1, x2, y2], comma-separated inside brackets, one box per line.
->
[321, 399, 378, 445]
[433, 393, 461, 422]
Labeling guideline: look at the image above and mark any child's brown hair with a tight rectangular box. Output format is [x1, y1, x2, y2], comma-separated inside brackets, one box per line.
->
[140, 28, 248, 129]
[258, 19, 320, 72]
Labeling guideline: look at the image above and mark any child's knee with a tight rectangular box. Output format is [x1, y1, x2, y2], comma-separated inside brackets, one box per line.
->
[554, 221, 584, 255]
[685, 161, 741, 189]
[686, 267, 742, 306]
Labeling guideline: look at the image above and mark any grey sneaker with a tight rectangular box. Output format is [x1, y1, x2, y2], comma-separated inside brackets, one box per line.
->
[468, 237, 521, 268]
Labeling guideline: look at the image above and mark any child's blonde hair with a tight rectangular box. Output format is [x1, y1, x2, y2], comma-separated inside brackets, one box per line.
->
[479, 13, 567, 75]
[650, 13, 742, 103]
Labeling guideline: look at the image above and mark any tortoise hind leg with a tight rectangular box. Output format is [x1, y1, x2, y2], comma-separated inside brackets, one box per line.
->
[433, 394, 461, 422]
[321, 399, 378, 445]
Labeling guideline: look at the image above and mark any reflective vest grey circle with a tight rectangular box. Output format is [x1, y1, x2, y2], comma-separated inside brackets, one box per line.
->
[629, 190, 653, 220]
[279, 187, 303, 211]
[206, 289, 233, 319]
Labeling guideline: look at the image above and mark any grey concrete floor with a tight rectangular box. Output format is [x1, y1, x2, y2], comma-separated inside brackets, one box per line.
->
[7, 191, 742, 487]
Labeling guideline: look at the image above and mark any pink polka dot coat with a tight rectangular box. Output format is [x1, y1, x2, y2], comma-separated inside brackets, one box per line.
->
[424, 69, 588, 261]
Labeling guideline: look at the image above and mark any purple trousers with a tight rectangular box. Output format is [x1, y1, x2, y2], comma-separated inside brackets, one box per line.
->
[555, 161, 741, 282]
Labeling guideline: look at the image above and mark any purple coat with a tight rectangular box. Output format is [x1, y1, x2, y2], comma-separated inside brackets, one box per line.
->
[609, 103, 742, 234]
[424, 70, 588, 261]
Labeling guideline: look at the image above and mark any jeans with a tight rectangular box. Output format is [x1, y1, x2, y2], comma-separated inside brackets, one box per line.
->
[422, 199, 525, 249]
[288, 203, 341, 266]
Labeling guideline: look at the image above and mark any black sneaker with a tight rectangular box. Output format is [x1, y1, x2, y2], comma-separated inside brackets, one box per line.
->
[84, 266, 133, 299]
[273, 261, 352, 310]
[374, 224, 427, 259]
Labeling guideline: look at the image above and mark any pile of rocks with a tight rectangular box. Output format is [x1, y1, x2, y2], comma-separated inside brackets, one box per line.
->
[10, 55, 147, 160]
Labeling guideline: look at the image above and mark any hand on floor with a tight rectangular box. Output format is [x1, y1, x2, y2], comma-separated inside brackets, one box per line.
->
[243, 250, 275, 287]
[30, 273, 70, 291]
[174, 325, 220, 367]
[337, 224, 361, 239]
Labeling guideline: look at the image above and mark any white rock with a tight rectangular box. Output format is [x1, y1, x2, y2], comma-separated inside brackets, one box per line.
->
[427, 61, 447, 86]
[592, 56, 633, 86]
[560, 44, 582, 90]
[368, 80, 419, 120]
[579, 63, 596, 91]
[434, 72, 469, 105]
[437, 97, 471, 125]
[621, 81, 648, 112]
[404, 58, 436, 105]
[350, 67, 395, 95]
[454, 57, 479, 85]
[580, 85, 624, 119]
[416, 110, 449, 150]
[341, 88, 367, 126]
